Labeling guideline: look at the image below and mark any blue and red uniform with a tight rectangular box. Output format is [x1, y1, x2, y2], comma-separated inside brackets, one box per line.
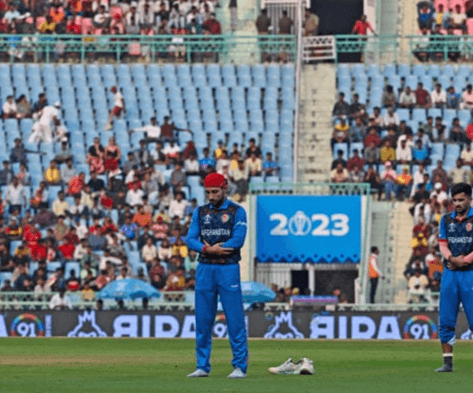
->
[186, 198, 248, 374]
[438, 207, 473, 346]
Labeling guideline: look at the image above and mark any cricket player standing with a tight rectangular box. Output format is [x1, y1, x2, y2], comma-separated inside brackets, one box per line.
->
[186, 172, 248, 379]
[437, 182, 473, 372]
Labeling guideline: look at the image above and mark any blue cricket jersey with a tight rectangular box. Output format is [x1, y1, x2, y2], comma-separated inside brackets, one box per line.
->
[187, 199, 247, 265]
[439, 207, 473, 269]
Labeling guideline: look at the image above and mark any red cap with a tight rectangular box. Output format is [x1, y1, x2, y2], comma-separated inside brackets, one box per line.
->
[204, 173, 227, 188]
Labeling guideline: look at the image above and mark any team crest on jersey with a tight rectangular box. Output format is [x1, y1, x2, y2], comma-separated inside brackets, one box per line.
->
[221, 213, 229, 223]
[203, 214, 212, 224]
[448, 223, 456, 232]
[467, 223, 472, 232]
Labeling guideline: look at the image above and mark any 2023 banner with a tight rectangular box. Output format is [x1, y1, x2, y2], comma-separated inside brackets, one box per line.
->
[256, 196, 362, 263]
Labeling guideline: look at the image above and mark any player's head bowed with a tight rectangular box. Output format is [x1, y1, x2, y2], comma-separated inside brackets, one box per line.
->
[204, 173, 227, 189]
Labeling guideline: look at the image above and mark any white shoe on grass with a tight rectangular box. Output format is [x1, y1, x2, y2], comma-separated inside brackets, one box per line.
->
[299, 358, 314, 375]
[187, 369, 209, 378]
[227, 368, 247, 379]
[268, 358, 301, 375]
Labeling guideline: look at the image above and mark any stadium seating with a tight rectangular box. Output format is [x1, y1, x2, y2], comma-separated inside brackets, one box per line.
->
[2, 64, 294, 208]
[336, 63, 471, 172]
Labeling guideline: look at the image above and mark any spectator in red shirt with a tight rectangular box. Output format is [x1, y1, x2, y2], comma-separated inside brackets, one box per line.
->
[101, 216, 118, 234]
[100, 190, 114, 210]
[351, 15, 375, 35]
[25, 224, 41, 254]
[64, 227, 80, 245]
[347, 149, 365, 171]
[67, 172, 86, 196]
[59, 239, 75, 261]
[66, 16, 82, 34]
[364, 127, 381, 148]
[415, 82, 431, 108]
[203, 12, 221, 34]
[31, 239, 47, 261]
[89, 217, 102, 235]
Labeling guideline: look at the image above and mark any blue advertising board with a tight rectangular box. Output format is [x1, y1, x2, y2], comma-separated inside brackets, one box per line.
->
[256, 195, 362, 263]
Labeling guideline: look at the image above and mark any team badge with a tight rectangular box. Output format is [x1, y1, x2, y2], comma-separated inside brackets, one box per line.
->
[448, 223, 456, 232]
[467, 223, 472, 232]
[203, 214, 212, 224]
[221, 213, 229, 223]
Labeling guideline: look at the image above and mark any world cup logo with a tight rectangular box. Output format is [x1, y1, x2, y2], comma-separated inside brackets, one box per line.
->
[288, 211, 311, 236]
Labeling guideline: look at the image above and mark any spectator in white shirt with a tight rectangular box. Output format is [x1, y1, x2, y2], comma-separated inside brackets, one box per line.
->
[431, 83, 447, 109]
[396, 139, 412, 165]
[142, 237, 158, 264]
[163, 141, 181, 163]
[184, 153, 200, 175]
[130, 117, 161, 143]
[4, 177, 26, 214]
[139, 2, 155, 28]
[411, 164, 426, 198]
[126, 3, 141, 33]
[3, 95, 17, 118]
[49, 288, 73, 310]
[461, 142, 473, 165]
[461, 84, 473, 110]
[430, 182, 448, 204]
[93, 5, 111, 28]
[383, 107, 399, 129]
[52, 191, 70, 217]
[399, 87, 417, 110]
[407, 269, 429, 303]
[168, 191, 188, 220]
[451, 4, 467, 32]
[126, 184, 145, 207]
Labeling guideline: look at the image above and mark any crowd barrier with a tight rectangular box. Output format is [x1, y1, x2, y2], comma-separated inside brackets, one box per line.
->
[2, 310, 470, 340]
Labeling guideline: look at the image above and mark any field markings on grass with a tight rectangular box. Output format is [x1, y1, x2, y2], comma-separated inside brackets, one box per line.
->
[0, 355, 161, 366]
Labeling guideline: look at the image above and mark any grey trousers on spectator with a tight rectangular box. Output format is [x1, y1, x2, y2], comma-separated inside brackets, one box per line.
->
[230, 7, 237, 32]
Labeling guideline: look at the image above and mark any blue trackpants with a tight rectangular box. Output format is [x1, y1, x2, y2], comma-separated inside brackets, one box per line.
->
[439, 268, 473, 345]
[195, 263, 248, 373]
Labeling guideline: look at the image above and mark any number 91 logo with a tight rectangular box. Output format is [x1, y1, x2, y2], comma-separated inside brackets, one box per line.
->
[403, 315, 437, 340]
[10, 313, 45, 337]
[269, 211, 350, 237]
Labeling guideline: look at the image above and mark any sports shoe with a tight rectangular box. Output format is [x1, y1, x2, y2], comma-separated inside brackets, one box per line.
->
[299, 358, 314, 375]
[268, 358, 301, 375]
[187, 369, 209, 378]
[435, 364, 453, 372]
[227, 368, 247, 379]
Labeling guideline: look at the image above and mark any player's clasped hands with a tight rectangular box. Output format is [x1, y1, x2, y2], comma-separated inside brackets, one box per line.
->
[447, 256, 472, 270]
[204, 241, 233, 256]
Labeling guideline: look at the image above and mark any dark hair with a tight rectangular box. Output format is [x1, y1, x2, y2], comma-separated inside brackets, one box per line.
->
[451, 182, 472, 197]
[371, 246, 378, 253]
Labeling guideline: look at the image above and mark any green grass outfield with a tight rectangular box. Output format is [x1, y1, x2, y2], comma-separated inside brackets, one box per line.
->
[0, 338, 472, 393]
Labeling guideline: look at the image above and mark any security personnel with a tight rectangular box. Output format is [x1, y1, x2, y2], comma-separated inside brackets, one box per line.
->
[368, 246, 384, 303]
[186, 172, 248, 379]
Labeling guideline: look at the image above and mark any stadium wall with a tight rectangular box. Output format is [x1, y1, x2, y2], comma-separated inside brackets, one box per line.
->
[3, 309, 468, 340]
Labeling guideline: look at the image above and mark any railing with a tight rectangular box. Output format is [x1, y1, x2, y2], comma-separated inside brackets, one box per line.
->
[301, 34, 473, 64]
[0, 34, 296, 64]
[0, 291, 195, 310]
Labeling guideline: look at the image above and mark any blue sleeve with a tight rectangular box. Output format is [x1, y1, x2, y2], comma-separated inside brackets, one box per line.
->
[439, 215, 447, 240]
[186, 207, 205, 252]
[222, 206, 247, 249]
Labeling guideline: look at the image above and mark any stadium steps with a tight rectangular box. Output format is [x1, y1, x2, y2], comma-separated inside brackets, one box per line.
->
[298, 64, 333, 182]
[369, 202, 397, 303]
[391, 202, 414, 304]
[398, 0, 418, 62]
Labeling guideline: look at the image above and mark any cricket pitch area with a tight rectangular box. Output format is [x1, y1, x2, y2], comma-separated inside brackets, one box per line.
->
[1, 338, 472, 393]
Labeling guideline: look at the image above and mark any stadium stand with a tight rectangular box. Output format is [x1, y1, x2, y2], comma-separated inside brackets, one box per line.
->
[0, 63, 295, 302]
[335, 63, 473, 303]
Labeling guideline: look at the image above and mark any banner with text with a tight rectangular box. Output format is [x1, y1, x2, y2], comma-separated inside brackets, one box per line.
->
[1, 310, 472, 340]
[256, 196, 362, 263]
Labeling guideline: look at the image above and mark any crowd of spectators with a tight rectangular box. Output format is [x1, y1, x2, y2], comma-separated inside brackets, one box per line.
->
[415, 0, 473, 62]
[0, 0, 223, 62]
[0, 93, 279, 307]
[330, 84, 473, 201]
